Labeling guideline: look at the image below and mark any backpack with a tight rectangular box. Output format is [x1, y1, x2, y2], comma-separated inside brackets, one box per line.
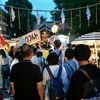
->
[57, 50, 62, 66]
[79, 68, 100, 100]
[46, 66, 64, 100]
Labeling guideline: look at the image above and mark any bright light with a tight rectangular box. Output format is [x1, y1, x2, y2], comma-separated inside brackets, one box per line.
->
[51, 24, 58, 34]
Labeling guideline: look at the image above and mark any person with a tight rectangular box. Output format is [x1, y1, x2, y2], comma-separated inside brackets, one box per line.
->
[66, 44, 72, 49]
[37, 49, 46, 72]
[0, 49, 11, 90]
[53, 39, 64, 66]
[63, 48, 79, 93]
[8, 46, 17, 60]
[30, 47, 38, 65]
[43, 52, 67, 100]
[41, 44, 49, 59]
[66, 44, 100, 100]
[10, 50, 22, 71]
[9, 44, 44, 100]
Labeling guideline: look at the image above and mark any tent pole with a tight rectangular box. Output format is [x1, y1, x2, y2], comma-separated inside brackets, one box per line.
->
[94, 43, 98, 67]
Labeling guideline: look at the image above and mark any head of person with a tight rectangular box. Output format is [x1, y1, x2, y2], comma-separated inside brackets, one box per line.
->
[74, 44, 91, 61]
[37, 49, 43, 57]
[0, 49, 6, 58]
[20, 44, 33, 59]
[41, 44, 47, 49]
[54, 39, 61, 49]
[10, 46, 14, 52]
[32, 47, 37, 55]
[67, 43, 72, 49]
[65, 48, 74, 60]
[14, 50, 22, 61]
[47, 52, 59, 65]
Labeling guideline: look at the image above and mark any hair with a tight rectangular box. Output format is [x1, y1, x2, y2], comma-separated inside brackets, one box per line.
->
[15, 50, 22, 61]
[33, 47, 37, 54]
[41, 44, 47, 49]
[54, 39, 61, 48]
[20, 44, 33, 58]
[67, 43, 72, 48]
[9, 46, 15, 58]
[47, 52, 59, 65]
[37, 51, 42, 57]
[74, 44, 91, 61]
[0, 49, 7, 58]
[10, 46, 14, 51]
[65, 48, 74, 59]
[49, 49, 53, 53]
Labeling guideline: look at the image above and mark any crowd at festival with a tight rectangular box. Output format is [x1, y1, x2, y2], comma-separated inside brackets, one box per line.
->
[0, 39, 100, 100]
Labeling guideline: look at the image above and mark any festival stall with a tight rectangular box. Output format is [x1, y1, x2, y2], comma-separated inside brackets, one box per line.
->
[71, 32, 100, 67]
[0, 35, 10, 52]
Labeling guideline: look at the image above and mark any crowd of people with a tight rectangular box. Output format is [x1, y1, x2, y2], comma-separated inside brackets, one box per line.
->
[0, 39, 100, 100]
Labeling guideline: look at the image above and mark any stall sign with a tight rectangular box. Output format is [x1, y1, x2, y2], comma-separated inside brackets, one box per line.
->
[20, 30, 40, 44]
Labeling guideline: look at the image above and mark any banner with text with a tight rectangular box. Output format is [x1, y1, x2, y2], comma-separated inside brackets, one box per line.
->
[20, 30, 41, 45]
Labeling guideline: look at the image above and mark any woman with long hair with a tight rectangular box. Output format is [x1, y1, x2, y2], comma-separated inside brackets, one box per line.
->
[0, 49, 11, 90]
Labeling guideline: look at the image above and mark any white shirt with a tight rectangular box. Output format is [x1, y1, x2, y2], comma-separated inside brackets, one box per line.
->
[10, 58, 19, 71]
[43, 65, 67, 85]
[0, 54, 12, 66]
[30, 55, 38, 65]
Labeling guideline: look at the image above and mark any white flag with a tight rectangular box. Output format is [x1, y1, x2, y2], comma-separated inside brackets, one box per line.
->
[36, 10, 41, 25]
[11, 6, 15, 21]
[86, 6, 91, 20]
[60, 9, 65, 24]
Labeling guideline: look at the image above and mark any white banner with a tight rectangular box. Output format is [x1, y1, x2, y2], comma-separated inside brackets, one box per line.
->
[20, 30, 41, 45]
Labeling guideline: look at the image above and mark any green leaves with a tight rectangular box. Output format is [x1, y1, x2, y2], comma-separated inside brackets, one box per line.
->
[53, 0, 100, 36]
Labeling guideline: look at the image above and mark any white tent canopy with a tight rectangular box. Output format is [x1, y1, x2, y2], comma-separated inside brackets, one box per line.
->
[71, 32, 100, 45]
[71, 32, 100, 67]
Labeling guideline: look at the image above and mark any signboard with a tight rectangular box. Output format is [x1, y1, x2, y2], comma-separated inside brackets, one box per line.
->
[21, 30, 41, 45]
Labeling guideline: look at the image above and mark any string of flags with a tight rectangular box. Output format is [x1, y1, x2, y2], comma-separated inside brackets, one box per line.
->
[36, 10, 41, 25]
[11, 6, 15, 21]
[60, 9, 65, 24]
[9, 4, 98, 30]
[86, 5, 91, 26]
[86, 5, 91, 20]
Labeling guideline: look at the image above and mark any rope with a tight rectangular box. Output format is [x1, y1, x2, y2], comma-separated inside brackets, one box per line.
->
[0, 2, 100, 12]
[0, 2, 99, 32]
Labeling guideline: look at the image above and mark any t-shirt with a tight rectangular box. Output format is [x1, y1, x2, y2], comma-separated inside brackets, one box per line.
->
[10, 60, 42, 100]
[43, 65, 67, 86]
[52, 49, 64, 66]
[66, 64, 100, 100]
[63, 60, 79, 92]
[41, 49, 49, 59]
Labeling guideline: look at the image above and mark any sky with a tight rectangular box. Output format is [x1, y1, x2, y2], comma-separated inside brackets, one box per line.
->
[0, 0, 56, 21]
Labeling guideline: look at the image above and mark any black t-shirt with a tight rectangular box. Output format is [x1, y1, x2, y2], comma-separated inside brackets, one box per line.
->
[10, 60, 42, 100]
[66, 64, 100, 100]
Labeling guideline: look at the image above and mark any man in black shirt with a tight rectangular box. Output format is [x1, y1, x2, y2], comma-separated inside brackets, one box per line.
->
[10, 44, 43, 100]
[66, 44, 100, 100]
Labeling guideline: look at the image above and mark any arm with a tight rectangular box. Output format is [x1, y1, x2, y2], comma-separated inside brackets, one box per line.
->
[10, 82, 15, 95]
[37, 81, 44, 100]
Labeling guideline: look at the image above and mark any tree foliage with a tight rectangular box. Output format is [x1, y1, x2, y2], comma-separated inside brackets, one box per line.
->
[53, 0, 100, 36]
[5, 0, 45, 37]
